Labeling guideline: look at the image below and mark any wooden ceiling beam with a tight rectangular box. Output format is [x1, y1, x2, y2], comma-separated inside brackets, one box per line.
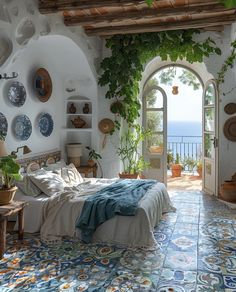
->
[39, 0, 148, 14]
[64, 4, 227, 26]
[39, 0, 219, 14]
[85, 15, 236, 36]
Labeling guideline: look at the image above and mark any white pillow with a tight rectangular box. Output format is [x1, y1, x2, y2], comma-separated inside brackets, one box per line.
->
[16, 175, 42, 197]
[54, 163, 84, 187]
[29, 169, 66, 196]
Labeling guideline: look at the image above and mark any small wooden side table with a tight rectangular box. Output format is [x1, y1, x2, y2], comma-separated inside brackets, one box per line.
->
[0, 201, 28, 259]
[77, 164, 97, 178]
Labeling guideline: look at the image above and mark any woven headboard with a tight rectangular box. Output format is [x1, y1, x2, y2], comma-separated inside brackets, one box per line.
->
[16, 149, 61, 173]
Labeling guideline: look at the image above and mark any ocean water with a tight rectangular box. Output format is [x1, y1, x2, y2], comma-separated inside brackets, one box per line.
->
[168, 121, 202, 137]
[167, 121, 202, 160]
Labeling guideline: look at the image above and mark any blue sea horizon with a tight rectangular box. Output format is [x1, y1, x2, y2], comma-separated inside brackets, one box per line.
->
[167, 120, 202, 159]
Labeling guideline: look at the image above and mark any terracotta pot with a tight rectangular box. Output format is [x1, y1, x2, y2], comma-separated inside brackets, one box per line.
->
[87, 160, 96, 167]
[119, 173, 139, 179]
[171, 164, 182, 177]
[0, 186, 18, 205]
[197, 166, 202, 178]
[220, 181, 236, 202]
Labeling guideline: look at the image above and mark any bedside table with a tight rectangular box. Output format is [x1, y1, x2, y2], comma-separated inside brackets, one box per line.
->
[77, 164, 97, 178]
[0, 201, 28, 258]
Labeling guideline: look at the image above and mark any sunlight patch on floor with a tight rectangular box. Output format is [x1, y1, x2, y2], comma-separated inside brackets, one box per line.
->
[167, 173, 202, 191]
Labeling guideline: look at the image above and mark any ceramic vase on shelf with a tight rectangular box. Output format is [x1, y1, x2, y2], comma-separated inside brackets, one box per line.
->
[83, 103, 90, 114]
[69, 103, 76, 114]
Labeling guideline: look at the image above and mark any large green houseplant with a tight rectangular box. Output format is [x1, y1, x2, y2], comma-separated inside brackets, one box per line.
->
[116, 124, 152, 178]
[0, 136, 22, 204]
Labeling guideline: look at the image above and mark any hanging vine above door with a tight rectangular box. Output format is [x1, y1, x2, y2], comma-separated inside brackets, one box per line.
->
[98, 30, 221, 129]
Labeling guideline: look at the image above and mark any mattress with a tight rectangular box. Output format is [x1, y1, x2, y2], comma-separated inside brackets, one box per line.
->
[15, 179, 174, 247]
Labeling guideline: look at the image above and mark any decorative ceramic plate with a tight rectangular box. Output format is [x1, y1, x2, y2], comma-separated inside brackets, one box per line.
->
[0, 112, 8, 138]
[224, 103, 236, 115]
[34, 68, 52, 102]
[8, 81, 26, 107]
[38, 113, 54, 137]
[13, 115, 32, 140]
[223, 117, 236, 142]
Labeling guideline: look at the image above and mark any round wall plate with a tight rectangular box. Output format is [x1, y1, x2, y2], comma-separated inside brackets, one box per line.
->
[223, 117, 236, 142]
[8, 81, 26, 107]
[13, 114, 32, 141]
[38, 112, 54, 137]
[34, 68, 52, 102]
[0, 112, 8, 138]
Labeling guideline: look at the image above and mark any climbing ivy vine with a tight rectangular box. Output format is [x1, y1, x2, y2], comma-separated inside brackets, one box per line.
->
[217, 40, 236, 85]
[98, 30, 221, 128]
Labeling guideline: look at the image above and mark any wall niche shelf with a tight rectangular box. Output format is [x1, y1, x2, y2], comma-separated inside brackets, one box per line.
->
[65, 96, 92, 131]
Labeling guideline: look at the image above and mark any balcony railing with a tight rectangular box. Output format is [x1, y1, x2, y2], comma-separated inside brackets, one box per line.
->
[167, 135, 202, 172]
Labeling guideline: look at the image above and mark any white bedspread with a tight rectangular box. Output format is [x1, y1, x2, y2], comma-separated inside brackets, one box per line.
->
[39, 179, 174, 247]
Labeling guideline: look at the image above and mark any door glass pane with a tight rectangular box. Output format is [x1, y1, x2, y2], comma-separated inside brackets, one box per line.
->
[146, 89, 163, 108]
[205, 108, 214, 131]
[146, 111, 163, 132]
[204, 83, 215, 106]
[204, 133, 214, 158]
[147, 134, 163, 153]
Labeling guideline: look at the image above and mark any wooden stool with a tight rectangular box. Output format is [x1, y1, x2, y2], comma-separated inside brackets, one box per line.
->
[0, 201, 28, 259]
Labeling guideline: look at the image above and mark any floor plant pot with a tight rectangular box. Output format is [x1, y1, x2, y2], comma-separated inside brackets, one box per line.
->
[0, 186, 18, 205]
[66, 143, 82, 167]
[197, 166, 202, 178]
[119, 173, 139, 179]
[87, 160, 96, 167]
[171, 164, 182, 177]
[220, 181, 236, 203]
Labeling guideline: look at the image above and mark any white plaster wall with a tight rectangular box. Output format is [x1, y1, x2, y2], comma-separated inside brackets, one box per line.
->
[0, 0, 101, 160]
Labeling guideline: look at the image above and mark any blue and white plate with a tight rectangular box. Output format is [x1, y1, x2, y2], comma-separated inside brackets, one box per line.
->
[13, 115, 32, 140]
[8, 81, 26, 107]
[38, 113, 53, 137]
[0, 112, 8, 138]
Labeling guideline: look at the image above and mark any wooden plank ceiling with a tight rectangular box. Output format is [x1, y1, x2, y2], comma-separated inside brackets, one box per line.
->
[38, 0, 236, 37]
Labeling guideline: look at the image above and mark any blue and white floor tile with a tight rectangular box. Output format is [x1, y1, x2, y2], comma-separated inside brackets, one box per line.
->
[1, 190, 235, 291]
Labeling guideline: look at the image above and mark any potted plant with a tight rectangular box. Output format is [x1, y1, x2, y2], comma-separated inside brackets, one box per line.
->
[116, 124, 152, 178]
[183, 156, 197, 175]
[171, 153, 183, 177]
[167, 150, 174, 170]
[196, 160, 202, 178]
[85, 146, 103, 177]
[0, 154, 22, 205]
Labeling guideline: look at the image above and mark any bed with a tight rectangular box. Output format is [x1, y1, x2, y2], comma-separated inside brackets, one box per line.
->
[14, 150, 175, 247]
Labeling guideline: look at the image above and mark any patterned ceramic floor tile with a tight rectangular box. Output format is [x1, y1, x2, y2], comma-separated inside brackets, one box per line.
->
[196, 270, 225, 291]
[1, 191, 236, 291]
[164, 250, 197, 271]
[177, 215, 199, 224]
[223, 275, 236, 291]
[200, 221, 235, 239]
[169, 235, 197, 252]
[198, 254, 224, 274]
[158, 268, 197, 291]
[173, 223, 199, 237]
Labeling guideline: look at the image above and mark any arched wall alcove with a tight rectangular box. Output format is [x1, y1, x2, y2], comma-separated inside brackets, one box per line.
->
[2, 34, 97, 157]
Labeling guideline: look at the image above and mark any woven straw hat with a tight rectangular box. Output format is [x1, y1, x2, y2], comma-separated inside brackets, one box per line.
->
[98, 118, 114, 134]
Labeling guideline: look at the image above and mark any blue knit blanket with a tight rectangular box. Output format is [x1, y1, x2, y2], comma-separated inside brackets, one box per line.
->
[75, 179, 156, 243]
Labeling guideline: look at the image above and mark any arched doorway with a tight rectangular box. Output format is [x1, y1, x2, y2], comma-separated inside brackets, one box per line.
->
[142, 62, 219, 195]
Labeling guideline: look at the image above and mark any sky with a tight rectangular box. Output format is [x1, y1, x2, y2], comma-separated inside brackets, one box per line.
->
[153, 68, 203, 122]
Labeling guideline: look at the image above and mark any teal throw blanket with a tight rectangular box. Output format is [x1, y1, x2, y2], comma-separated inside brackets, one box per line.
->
[75, 179, 156, 243]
